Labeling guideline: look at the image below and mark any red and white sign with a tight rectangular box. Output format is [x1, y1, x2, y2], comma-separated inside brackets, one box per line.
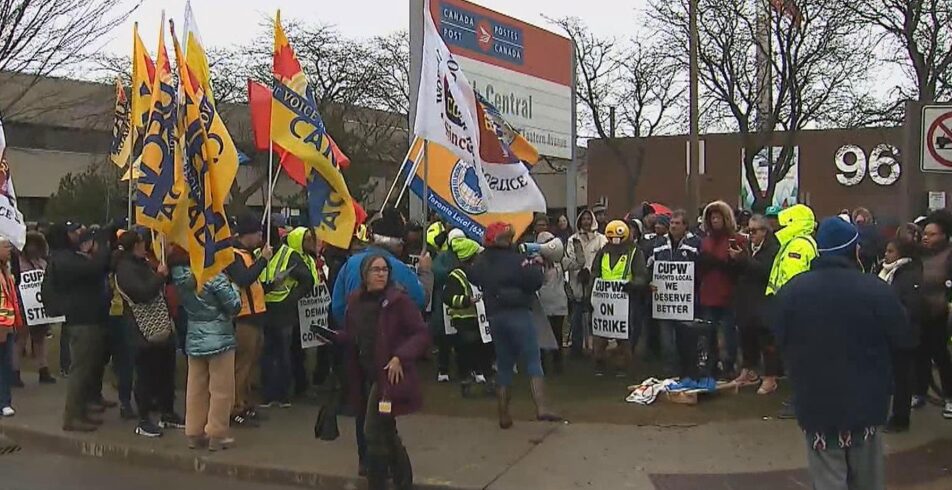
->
[921, 105, 952, 173]
[428, 0, 574, 159]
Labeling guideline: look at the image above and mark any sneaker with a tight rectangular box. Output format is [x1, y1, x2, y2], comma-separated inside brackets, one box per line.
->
[208, 437, 235, 452]
[778, 402, 797, 420]
[243, 408, 267, 422]
[1, 406, 14, 417]
[668, 378, 695, 392]
[943, 401, 952, 419]
[614, 371, 627, 379]
[911, 395, 926, 409]
[258, 401, 276, 408]
[278, 401, 293, 409]
[135, 420, 163, 438]
[437, 373, 450, 383]
[230, 413, 259, 428]
[159, 412, 186, 429]
[38, 368, 56, 384]
[474, 373, 487, 384]
[59, 369, 70, 378]
[594, 361, 606, 377]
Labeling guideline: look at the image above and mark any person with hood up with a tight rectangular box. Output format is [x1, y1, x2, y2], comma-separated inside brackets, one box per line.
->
[698, 200, 746, 377]
[535, 231, 568, 374]
[563, 209, 607, 358]
[429, 228, 464, 382]
[442, 237, 493, 396]
[260, 227, 317, 408]
[590, 221, 648, 377]
[766, 204, 818, 297]
[170, 247, 242, 451]
[469, 223, 561, 429]
[772, 217, 914, 490]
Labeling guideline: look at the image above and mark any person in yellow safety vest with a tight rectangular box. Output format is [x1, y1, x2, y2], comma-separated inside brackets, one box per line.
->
[426, 221, 449, 253]
[442, 237, 493, 398]
[259, 227, 317, 407]
[590, 220, 649, 377]
[766, 204, 818, 296]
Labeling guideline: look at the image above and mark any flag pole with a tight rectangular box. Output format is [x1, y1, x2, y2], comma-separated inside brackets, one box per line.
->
[382, 141, 419, 210]
[421, 140, 430, 254]
[394, 141, 425, 208]
[127, 161, 134, 226]
[265, 136, 274, 245]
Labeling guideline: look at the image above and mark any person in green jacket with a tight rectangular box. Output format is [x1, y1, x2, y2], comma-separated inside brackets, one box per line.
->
[430, 228, 465, 382]
[766, 204, 818, 297]
[442, 237, 492, 397]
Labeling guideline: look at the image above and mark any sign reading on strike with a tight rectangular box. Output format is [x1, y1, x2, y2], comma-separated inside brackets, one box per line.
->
[19, 269, 65, 326]
[652, 261, 694, 321]
[590, 279, 629, 340]
[298, 282, 331, 349]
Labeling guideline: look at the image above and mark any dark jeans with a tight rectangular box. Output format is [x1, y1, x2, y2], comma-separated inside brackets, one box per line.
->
[134, 340, 176, 420]
[63, 323, 106, 423]
[291, 323, 307, 395]
[678, 320, 713, 379]
[361, 382, 412, 490]
[262, 326, 293, 403]
[914, 316, 952, 398]
[107, 316, 134, 406]
[0, 332, 13, 407]
[739, 315, 782, 376]
[892, 349, 914, 426]
[569, 300, 588, 356]
[435, 332, 459, 376]
[700, 306, 738, 375]
[59, 323, 71, 373]
[457, 339, 493, 377]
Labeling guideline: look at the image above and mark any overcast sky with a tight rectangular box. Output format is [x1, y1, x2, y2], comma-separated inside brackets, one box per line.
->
[106, 0, 650, 56]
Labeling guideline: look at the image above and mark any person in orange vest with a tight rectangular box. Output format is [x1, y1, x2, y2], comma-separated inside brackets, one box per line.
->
[225, 215, 272, 427]
[0, 237, 23, 417]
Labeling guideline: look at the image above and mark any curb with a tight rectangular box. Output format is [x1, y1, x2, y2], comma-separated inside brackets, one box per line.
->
[0, 424, 461, 490]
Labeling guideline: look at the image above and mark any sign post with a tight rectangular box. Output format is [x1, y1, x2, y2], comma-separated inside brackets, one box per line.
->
[651, 261, 695, 321]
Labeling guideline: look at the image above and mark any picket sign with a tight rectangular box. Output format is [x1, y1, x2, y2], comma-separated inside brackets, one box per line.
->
[651, 261, 695, 321]
[473, 285, 492, 343]
[19, 270, 65, 326]
[298, 281, 331, 349]
[590, 279, 629, 340]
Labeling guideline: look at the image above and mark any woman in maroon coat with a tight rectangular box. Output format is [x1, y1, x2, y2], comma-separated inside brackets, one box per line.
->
[338, 253, 430, 490]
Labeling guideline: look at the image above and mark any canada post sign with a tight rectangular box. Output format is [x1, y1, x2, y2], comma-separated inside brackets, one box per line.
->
[440, 4, 524, 66]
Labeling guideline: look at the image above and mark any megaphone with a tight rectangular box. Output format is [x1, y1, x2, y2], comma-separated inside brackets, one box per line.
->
[519, 238, 564, 262]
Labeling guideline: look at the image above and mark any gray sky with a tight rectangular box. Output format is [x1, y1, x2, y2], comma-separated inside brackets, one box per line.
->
[107, 0, 650, 56]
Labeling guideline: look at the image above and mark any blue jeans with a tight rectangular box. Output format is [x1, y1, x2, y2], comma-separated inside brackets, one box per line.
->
[490, 309, 544, 387]
[700, 306, 738, 374]
[0, 332, 14, 407]
[107, 316, 134, 407]
[569, 300, 588, 356]
[657, 320, 681, 376]
[261, 326, 292, 403]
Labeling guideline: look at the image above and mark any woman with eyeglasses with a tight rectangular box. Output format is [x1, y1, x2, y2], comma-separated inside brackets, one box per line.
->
[334, 253, 430, 490]
[730, 214, 782, 394]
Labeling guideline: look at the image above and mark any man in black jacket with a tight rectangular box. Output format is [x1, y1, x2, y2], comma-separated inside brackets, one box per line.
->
[47, 222, 110, 432]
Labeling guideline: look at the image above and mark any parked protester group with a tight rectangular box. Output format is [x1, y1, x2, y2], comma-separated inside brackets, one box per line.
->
[1, 199, 952, 490]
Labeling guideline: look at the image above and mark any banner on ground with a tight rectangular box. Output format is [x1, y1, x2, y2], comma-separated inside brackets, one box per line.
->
[0, 117, 26, 250]
[651, 261, 694, 321]
[19, 270, 65, 326]
[591, 279, 629, 340]
[298, 281, 331, 349]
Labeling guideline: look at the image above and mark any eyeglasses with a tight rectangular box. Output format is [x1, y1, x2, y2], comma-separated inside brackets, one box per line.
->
[749, 227, 766, 233]
[368, 266, 390, 275]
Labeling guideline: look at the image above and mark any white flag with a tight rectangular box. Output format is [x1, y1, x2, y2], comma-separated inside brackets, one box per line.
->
[414, 0, 481, 173]
[0, 117, 26, 250]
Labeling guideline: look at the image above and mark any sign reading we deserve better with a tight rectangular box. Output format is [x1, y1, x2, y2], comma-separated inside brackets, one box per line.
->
[298, 282, 331, 349]
[591, 279, 629, 340]
[652, 261, 694, 321]
[19, 269, 65, 326]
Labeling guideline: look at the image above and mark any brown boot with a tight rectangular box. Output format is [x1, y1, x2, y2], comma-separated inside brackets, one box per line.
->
[63, 419, 98, 432]
[496, 386, 513, 429]
[530, 377, 563, 422]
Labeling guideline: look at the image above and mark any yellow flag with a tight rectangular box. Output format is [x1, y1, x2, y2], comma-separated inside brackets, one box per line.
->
[171, 24, 235, 287]
[109, 77, 132, 168]
[120, 159, 144, 181]
[272, 11, 356, 249]
[131, 23, 156, 172]
[135, 13, 185, 235]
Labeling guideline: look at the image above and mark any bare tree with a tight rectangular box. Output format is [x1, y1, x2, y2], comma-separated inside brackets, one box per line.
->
[651, 0, 877, 210]
[549, 16, 683, 211]
[0, 0, 139, 117]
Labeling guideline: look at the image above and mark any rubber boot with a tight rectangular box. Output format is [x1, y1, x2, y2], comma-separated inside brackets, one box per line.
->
[496, 386, 513, 429]
[530, 377, 563, 422]
[389, 436, 414, 490]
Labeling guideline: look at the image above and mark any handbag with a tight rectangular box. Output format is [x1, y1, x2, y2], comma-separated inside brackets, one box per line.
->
[314, 373, 340, 441]
[115, 279, 174, 344]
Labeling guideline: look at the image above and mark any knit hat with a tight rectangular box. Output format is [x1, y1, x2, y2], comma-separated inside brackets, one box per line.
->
[656, 215, 671, 228]
[765, 206, 781, 218]
[233, 214, 261, 236]
[484, 222, 514, 248]
[816, 217, 859, 256]
[451, 237, 482, 261]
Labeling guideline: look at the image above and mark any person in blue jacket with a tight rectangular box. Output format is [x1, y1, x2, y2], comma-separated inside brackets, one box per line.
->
[331, 211, 430, 327]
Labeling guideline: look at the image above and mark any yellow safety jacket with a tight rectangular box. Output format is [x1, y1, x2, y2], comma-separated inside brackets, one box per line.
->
[445, 268, 477, 320]
[766, 204, 818, 296]
[600, 249, 635, 281]
[262, 227, 318, 303]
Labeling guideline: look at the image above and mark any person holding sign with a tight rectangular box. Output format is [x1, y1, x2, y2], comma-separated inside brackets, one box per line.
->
[590, 221, 648, 377]
[0, 237, 22, 417]
[11, 231, 57, 385]
[442, 237, 492, 398]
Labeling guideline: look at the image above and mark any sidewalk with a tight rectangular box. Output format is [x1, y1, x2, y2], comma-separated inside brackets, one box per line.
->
[2, 380, 952, 489]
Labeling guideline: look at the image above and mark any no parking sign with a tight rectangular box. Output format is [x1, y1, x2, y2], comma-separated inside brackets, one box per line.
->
[921, 105, 952, 172]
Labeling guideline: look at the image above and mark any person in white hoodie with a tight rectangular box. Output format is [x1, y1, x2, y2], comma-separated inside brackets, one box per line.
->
[562, 210, 607, 358]
[535, 232, 567, 373]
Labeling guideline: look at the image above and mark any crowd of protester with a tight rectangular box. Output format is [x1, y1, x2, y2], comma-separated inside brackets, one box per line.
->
[0, 199, 949, 490]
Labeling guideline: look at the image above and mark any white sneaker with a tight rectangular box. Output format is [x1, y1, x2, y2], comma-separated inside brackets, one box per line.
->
[1, 406, 15, 417]
[474, 374, 487, 384]
[943, 401, 952, 419]
[437, 373, 450, 383]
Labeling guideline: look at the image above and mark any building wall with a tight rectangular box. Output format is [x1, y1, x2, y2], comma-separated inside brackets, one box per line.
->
[586, 127, 951, 222]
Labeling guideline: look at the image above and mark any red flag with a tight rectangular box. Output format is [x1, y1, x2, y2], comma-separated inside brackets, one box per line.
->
[247, 79, 350, 187]
[353, 201, 367, 227]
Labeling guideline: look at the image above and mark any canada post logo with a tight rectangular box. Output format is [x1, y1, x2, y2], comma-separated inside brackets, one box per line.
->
[440, 3, 524, 66]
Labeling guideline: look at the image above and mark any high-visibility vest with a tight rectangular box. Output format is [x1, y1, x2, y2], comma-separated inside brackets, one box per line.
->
[446, 268, 477, 320]
[0, 273, 19, 328]
[600, 249, 635, 281]
[235, 249, 266, 317]
[766, 235, 818, 296]
[262, 245, 318, 303]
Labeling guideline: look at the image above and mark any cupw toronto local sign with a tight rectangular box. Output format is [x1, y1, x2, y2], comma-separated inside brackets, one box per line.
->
[651, 261, 695, 321]
[591, 279, 629, 340]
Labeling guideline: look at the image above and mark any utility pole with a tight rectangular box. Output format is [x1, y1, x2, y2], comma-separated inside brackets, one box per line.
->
[688, 0, 700, 218]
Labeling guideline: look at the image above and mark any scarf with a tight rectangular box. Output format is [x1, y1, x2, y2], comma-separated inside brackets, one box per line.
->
[877, 257, 911, 284]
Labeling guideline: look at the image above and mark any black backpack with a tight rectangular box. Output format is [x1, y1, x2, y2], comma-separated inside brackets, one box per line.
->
[40, 260, 66, 318]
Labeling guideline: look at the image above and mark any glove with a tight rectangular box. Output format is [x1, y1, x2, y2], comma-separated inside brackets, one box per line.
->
[623, 281, 639, 295]
[578, 268, 591, 285]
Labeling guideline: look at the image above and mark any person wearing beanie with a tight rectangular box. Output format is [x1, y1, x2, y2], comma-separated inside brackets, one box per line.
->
[469, 222, 562, 429]
[772, 217, 914, 490]
[224, 214, 273, 427]
[442, 237, 493, 396]
[563, 209, 607, 358]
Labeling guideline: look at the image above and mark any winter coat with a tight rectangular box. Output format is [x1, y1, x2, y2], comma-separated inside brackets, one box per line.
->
[47, 247, 110, 325]
[734, 233, 780, 326]
[767, 205, 818, 296]
[340, 286, 431, 417]
[171, 266, 241, 357]
[469, 247, 544, 313]
[428, 249, 462, 336]
[698, 201, 746, 308]
[537, 234, 568, 317]
[114, 252, 170, 347]
[225, 241, 269, 326]
[876, 259, 923, 347]
[263, 228, 316, 330]
[646, 233, 701, 268]
[332, 246, 427, 326]
[562, 210, 608, 301]
[771, 255, 916, 434]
